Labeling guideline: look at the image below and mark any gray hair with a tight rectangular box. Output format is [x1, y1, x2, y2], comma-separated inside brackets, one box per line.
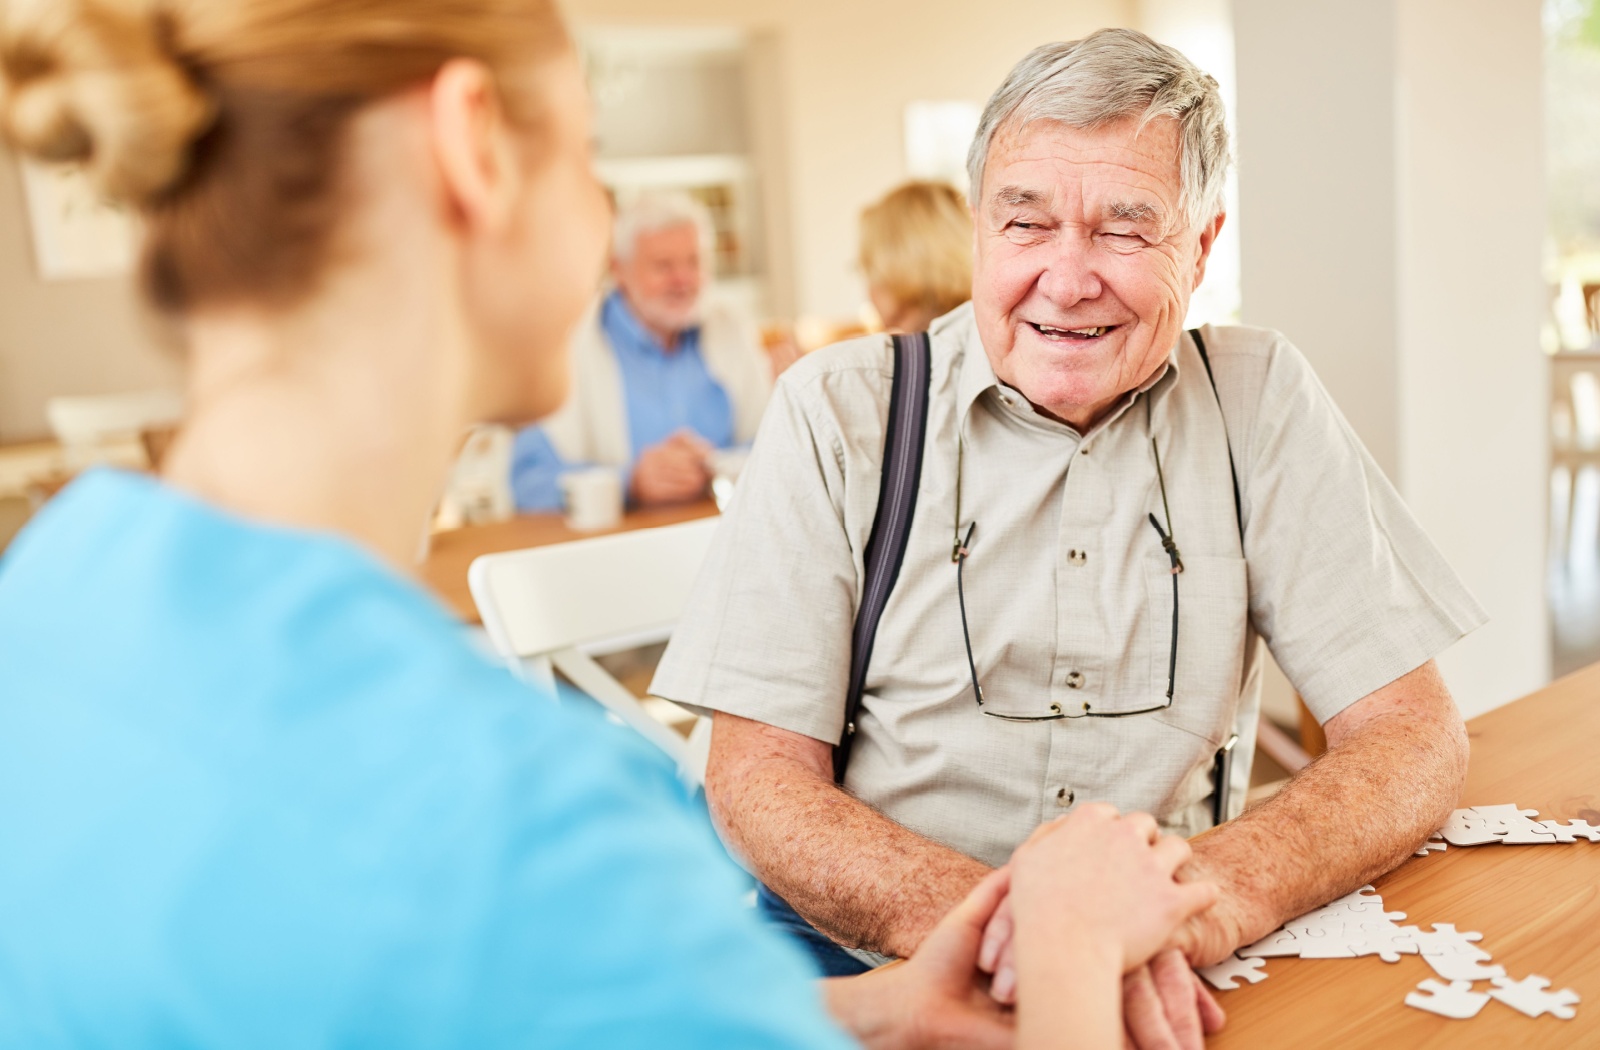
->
[611, 190, 714, 264]
[966, 28, 1231, 230]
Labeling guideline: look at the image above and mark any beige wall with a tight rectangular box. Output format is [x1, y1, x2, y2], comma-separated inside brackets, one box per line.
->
[0, 145, 178, 444]
[562, 0, 1135, 321]
[1235, 0, 1549, 718]
[1395, 0, 1549, 717]
[0, 1, 1134, 442]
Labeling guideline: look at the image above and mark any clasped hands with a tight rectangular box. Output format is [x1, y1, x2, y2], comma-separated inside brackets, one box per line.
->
[630, 429, 714, 505]
[859, 804, 1234, 1050]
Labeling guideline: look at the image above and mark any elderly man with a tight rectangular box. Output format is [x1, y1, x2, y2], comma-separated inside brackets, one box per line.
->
[652, 27, 1485, 1048]
[510, 192, 772, 509]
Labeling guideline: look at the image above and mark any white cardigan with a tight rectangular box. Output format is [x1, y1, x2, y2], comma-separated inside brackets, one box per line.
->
[540, 294, 774, 468]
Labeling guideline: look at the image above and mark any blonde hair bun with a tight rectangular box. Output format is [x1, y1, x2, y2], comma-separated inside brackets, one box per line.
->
[1, 0, 214, 203]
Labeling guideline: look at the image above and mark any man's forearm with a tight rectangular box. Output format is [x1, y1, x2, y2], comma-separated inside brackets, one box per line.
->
[1180, 662, 1468, 962]
[706, 713, 990, 958]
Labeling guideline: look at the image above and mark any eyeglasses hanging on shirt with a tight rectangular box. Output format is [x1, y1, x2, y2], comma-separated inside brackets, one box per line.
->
[952, 431, 1183, 722]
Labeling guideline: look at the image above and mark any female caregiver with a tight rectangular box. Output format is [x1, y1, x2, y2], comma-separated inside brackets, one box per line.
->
[0, 1, 1216, 1046]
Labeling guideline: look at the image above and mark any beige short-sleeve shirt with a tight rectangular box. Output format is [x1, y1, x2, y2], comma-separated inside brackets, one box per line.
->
[652, 304, 1486, 866]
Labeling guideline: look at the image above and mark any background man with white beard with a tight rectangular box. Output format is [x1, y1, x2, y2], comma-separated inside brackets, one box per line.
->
[510, 191, 773, 508]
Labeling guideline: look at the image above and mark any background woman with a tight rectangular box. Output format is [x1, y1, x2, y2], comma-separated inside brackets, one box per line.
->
[859, 179, 973, 333]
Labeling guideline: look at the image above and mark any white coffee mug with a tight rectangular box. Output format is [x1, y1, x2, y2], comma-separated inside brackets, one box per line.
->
[559, 467, 623, 531]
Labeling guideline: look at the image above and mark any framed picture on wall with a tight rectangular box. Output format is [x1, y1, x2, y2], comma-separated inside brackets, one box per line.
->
[18, 159, 136, 281]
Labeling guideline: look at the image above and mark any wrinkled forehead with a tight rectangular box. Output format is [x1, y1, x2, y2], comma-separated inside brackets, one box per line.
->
[980, 114, 1185, 222]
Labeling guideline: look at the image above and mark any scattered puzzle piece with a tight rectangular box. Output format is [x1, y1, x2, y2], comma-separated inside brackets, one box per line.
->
[1412, 923, 1488, 957]
[1197, 954, 1268, 991]
[1537, 819, 1600, 843]
[1438, 809, 1507, 846]
[1469, 804, 1542, 824]
[1488, 975, 1581, 1020]
[1350, 925, 1422, 963]
[1422, 953, 1506, 982]
[1236, 927, 1302, 958]
[1406, 978, 1491, 1019]
[1414, 838, 1447, 856]
[1500, 824, 1560, 845]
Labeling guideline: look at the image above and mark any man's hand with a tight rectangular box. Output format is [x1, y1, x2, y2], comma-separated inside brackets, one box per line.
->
[629, 429, 712, 505]
[980, 905, 1223, 1050]
[1122, 951, 1226, 1050]
[824, 870, 1014, 1050]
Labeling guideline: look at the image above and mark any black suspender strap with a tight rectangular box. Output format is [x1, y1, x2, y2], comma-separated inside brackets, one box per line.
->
[1188, 328, 1242, 537]
[1189, 327, 1246, 828]
[833, 332, 932, 784]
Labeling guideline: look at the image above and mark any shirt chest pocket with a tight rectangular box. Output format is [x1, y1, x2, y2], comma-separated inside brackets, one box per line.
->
[1142, 552, 1250, 747]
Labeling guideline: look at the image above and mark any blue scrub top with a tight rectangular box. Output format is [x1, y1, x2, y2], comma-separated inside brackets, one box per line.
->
[0, 470, 852, 1049]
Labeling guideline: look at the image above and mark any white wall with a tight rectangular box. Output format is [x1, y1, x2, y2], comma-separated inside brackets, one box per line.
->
[1396, 0, 1549, 716]
[0, 146, 179, 444]
[1234, 0, 1549, 717]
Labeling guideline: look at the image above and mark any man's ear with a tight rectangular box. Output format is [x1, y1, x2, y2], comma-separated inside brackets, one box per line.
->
[430, 58, 519, 233]
[1192, 211, 1226, 289]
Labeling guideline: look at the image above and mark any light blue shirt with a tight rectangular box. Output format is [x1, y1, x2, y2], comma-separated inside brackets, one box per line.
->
[0, 470, 851, 1050]
[511, 290, 736, 510]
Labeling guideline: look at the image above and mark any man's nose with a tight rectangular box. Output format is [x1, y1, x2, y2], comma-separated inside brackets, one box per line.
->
[1036, 235, 1104, 306]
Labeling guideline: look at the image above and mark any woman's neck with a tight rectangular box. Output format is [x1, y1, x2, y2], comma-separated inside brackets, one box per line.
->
[161, 263, 473, 571]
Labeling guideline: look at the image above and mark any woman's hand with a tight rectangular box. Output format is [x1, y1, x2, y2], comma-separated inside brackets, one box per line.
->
[1010, 804, 1219, 975]
[823, 869, 1014, 1050]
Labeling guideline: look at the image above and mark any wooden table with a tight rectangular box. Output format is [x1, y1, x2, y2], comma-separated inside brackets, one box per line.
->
[1211, 662, 1600, 1048]
[417, 499, 719, 623]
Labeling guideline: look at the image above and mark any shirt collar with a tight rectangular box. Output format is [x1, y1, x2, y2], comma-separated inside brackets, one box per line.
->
[602, 288, 699, 357]
[953, 316, 1183, 438]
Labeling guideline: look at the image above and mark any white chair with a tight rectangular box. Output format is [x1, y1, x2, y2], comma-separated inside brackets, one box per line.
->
[468, 517, 719, 784]
[46, 389, 184, 470]
[437, 425, 516, 529]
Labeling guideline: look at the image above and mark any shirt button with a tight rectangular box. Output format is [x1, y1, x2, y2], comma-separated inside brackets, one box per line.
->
[1066, 671, 1085, 689]
[1068, 549, 1087, 566]
[1055, 786, 1075, 807]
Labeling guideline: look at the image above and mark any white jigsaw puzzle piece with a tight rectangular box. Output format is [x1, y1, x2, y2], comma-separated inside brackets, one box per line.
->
[1405, 978, 1491, 1020]
[1488, 975, 1581, 1020]
[1349, 924, 1422, 963]
[1464, 804, 1559, 844]
[1411, 923, 1488, 959]
[1438, 809, 1507, 846]
[1414, 838, 1447, 856]
[1537, 819, 1600, 843]
[1236, 928, 1302, 958]
[1468, 804, 1542, 824]
[1411, 923, 1503, 979]
[1422, 953, 1506, 982]
[1499, 823, 1560, 845]
[1197, 955, 1268, 991]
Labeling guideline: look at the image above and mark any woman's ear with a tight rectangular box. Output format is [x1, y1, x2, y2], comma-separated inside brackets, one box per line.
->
[429, 58, 520, 233]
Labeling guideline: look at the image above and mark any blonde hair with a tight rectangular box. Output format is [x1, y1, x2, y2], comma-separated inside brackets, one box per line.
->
[858, 180, 972, 323]
[0, 0, 569, 313]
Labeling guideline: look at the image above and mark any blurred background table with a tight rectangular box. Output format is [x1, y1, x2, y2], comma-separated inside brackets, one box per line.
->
[418, 499, 720, 623]
[1210, 661, 1600, 1048]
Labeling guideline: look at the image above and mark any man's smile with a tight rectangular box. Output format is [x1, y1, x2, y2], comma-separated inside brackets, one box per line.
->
[1024, 321, 1124, 343]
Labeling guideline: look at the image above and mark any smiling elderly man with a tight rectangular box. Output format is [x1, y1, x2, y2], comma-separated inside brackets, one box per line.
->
[653, 27, 1485, 1047]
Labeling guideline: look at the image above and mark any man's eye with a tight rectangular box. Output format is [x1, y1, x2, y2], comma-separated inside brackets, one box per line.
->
[1009, 221, 1038, 230]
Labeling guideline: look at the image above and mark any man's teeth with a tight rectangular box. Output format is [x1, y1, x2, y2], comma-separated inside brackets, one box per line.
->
[1037, 324, 1110, 337]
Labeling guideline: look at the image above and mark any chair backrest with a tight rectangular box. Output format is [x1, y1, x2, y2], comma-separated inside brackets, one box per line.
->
[468, 516, 720, 781]
[439, 425, 515, 529]
[46, 390, 184, 468]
